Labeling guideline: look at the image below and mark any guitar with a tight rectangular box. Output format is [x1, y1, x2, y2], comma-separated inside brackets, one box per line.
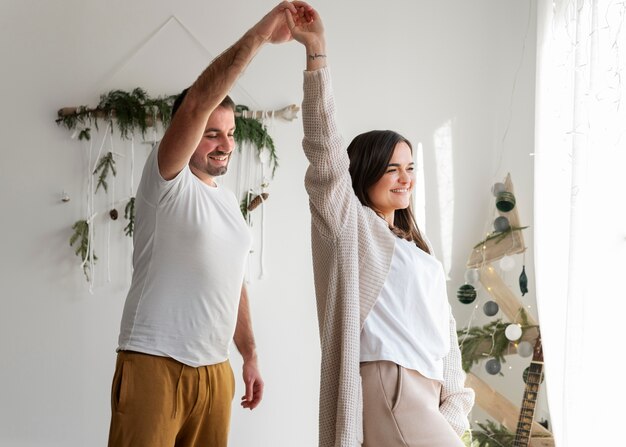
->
[512, 333, 544, 447]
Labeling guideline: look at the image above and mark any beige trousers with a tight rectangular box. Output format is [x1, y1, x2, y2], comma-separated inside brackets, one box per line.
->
[360, 361, 464, 447]
[108, 351, 235, 447]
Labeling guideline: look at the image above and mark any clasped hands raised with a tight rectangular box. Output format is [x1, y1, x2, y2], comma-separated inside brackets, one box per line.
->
[249, 1, 324, 47]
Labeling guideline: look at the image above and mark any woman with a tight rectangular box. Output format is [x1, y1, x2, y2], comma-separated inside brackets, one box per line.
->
[286, 4, 474, 447]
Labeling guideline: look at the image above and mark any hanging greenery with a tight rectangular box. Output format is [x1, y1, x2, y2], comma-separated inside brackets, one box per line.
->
[56, 88, 177, 140]
[234, 105, 278, 177]
[124, 198, 135, 237]
[93, 152, 117, 193]
[457, 310, 536, 372]
[69, 219, 97, 280]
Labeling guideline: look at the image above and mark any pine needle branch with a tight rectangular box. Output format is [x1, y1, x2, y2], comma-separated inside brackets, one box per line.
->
[124, 197, 135, 237]
[457, 312, 537, 372]
[69, 219, 97, 280]
[240, 195, 250, 220]
[56, 89, 177, 140]
[93, 152, 117, 193]
[472, 420, 514, 447]
[235, 105, 279, 177]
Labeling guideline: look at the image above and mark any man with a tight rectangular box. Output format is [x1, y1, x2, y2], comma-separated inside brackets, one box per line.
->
[107, 3, 299, 446]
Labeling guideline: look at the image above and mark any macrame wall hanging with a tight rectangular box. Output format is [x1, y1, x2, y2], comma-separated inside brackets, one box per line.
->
[57, 89, 299, 291]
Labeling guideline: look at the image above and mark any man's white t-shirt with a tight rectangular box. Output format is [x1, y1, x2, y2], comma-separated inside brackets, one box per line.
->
[117, 145, 252, 367]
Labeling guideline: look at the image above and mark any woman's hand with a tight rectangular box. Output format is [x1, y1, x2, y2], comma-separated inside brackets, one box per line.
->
[285, 1, 325, 48]
[285, 2, 326, 70]
[249, 1, 298, 44]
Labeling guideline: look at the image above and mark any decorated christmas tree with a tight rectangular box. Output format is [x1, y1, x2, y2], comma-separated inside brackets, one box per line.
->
[456, 174, 554, 447]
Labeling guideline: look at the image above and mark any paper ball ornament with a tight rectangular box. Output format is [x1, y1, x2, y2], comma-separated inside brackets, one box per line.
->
[517, 341, 533, 358]
[464, 268, 480, 285]
[505, 323, 523, 341]
[457, 284, 477, 304]
[500, 255, 515, 271]
[496, 191, 516, 212]
[493, 216, 510, 232]
[485, 358, 501, 375]
[483, 300, 499, 317]
[491, 182, 506, 196]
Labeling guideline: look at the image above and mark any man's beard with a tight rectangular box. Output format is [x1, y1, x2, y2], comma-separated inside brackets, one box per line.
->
[205, 163, 229, 177]
[191, 152, 231, 177]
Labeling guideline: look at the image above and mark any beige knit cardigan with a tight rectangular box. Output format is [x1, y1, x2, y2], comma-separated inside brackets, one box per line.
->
[302, 67, 474, 447]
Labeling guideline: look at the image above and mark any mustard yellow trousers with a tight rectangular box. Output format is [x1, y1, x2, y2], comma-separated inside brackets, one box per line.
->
[108, 351, 235, 447]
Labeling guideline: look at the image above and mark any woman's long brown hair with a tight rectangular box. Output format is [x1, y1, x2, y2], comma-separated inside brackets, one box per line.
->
[347, 130, 430, 254]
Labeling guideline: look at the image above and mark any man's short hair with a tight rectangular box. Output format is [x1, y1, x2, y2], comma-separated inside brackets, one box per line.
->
[171, 88, 236, 118]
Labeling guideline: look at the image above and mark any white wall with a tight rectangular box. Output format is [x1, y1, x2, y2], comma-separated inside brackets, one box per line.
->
[0, 1, 540, 446]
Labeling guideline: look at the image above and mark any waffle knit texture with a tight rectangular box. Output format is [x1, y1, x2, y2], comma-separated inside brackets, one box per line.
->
[301, 67, 474, 447]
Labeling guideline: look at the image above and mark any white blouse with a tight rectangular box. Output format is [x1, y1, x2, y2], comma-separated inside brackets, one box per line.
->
[360, 236, 451, 381]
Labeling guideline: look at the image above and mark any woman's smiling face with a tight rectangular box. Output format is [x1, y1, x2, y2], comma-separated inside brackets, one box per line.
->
[366, 141, 415, 226]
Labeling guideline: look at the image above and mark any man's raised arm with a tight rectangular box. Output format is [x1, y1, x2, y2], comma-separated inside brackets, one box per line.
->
[158, 1, 298, 180]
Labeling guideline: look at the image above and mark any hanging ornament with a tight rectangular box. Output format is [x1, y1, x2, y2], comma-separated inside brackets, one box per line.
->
[109, 209, 119, 220]
[519, 265, 528, 296]
[464, 268, 480, 285]
[493, 216, 510, 233]
[505, 323, 523, 341]
[483, 300, 499, 317]
[517, 341, 533, 358]
[247, 192, 270, 211]
[485, 358, 502, 375]
[499, 255, 515, 271]
[457, 284, 477, 304]
[495, 191, 516, 212]
[491, 182, 506, 196]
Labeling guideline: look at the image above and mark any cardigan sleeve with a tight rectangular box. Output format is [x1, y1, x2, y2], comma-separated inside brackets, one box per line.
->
[440, 307, 475, 436]
[302, 67, 356, 239]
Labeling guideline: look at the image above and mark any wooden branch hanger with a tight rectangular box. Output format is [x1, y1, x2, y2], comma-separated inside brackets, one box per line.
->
[57, 104, 300, 126]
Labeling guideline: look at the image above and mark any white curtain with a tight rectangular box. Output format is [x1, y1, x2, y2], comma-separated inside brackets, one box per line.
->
[535, 0, 626, 445]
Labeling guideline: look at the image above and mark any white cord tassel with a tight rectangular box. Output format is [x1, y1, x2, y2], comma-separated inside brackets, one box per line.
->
[106, 130, 116, 283]
[85, 137, 95, 294]
[259, 192, 266, 279]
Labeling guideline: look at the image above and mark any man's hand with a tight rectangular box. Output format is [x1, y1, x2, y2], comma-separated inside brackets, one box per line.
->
[240, 357, 264, 410]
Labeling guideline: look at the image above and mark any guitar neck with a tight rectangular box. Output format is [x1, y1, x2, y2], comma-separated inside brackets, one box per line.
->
[513, 361, 543, 447]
